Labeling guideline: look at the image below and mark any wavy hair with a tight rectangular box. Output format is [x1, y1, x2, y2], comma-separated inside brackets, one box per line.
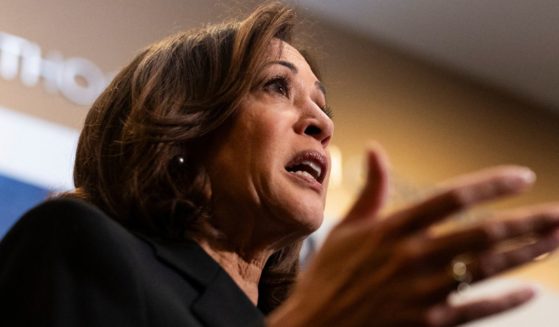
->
[69, 1, 311, 313]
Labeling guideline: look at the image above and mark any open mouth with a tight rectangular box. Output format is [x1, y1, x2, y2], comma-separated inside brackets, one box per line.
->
[285, 151, 327, 184]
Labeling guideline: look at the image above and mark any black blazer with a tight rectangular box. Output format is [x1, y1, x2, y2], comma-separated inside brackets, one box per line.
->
[0, 199, 264, 327]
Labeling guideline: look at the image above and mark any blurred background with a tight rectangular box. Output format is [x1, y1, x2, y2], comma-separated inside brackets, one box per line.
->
[1, 0, 558, 325]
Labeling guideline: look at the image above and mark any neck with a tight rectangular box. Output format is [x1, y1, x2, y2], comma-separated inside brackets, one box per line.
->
[196, 237, 274, 305]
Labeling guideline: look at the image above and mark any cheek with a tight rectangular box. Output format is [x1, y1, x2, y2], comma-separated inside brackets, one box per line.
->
[219, 103, 295, 183]
[245, 117, 290, 158]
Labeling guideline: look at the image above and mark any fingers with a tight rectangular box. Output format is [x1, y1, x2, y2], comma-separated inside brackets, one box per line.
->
[342, 143, 390, 225]
[390, 231, 559, 308]
[388, 205, 559, 305]
[402, 204, 559, 265]
[424, 288, 535, 327]
[394, 269, 456, 305]
[471, 230, 559, 279]
[385, 166, 536, 238]
[430, 232, 558, 303]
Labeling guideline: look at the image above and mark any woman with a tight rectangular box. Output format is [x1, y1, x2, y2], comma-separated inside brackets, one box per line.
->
[1, 2, 558, 326]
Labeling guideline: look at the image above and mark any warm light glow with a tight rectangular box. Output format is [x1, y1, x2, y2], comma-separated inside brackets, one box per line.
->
[328, 145, 343, 188]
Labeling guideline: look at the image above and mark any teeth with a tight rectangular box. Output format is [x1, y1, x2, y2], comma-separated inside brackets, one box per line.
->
[294, 170, 315, 180]
[302, 160, 322, 178]
[285, 156, 325, 183]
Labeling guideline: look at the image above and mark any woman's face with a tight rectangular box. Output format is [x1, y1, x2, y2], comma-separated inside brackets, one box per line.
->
[205, 39, 334, 242]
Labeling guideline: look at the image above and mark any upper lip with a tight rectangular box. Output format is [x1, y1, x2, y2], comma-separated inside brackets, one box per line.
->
[285, 150, 328, 184]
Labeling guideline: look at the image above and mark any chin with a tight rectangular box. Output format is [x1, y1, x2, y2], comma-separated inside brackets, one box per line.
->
[306, 211, 324, 232]
[288, 204, 325, 236]
[294, 197, 328, 233]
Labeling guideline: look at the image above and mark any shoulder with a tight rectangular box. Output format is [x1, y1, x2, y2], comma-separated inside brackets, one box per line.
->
[10, 197, 114, 232]
[0, 198, 145, 269]
[5, 198, 128, 243]
[0, 199, 154, 325]
[0, 198, 154, 299]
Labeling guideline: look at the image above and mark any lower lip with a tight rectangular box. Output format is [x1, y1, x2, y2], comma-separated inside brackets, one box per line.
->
[285, 170, 323, 193]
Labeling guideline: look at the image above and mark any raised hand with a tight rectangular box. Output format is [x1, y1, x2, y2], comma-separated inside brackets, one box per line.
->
[269, 145, 559, 327]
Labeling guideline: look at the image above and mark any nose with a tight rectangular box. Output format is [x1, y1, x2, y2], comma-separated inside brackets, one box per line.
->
[295, 103, 334, 147]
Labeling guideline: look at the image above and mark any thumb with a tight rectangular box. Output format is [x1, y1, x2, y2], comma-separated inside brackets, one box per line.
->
[342, 143, 390, 225]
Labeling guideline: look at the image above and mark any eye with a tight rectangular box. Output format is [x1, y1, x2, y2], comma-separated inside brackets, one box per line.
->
[321, 105, 334, 119]
[263, 75, 290, 98]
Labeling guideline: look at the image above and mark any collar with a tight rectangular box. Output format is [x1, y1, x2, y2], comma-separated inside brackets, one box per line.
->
[137, 235, 265, 327]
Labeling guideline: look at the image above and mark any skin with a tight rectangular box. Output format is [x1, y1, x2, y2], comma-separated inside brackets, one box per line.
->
[198, 39, 333, 304]
[269, 147, 559, 326]
[199, 40, 559, 325]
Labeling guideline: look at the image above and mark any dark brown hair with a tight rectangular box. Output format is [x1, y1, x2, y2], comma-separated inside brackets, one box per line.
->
[69, 1, 307, 313]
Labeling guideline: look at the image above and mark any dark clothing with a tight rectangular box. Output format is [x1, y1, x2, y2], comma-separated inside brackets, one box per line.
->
[0, 199, 264, 326]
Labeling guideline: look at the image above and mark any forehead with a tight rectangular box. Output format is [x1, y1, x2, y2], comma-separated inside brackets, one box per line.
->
[267, 39, 313, 73]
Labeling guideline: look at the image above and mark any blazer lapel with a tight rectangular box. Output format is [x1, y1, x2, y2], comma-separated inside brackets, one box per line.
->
[138, 235, 264, 327]
[192, 269, 265, 327]
[147, 237, 219, 287]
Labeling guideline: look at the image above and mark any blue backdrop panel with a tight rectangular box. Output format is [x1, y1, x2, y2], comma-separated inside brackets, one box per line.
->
[0, 174, 50, 239]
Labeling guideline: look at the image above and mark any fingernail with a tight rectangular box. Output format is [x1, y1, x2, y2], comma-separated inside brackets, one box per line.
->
[517, 168, 536, 184]
[516, 287, 536, 301]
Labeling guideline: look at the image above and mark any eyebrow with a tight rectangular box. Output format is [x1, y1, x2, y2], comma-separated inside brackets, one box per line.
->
[268, 60, 298, 73]
[315, 81, 326, 96]
[267, 60, 327, 96]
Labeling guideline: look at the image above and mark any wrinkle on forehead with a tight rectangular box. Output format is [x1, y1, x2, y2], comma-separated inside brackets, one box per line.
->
[268, 39, 305, 65]
[267, 39, 317, 78]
